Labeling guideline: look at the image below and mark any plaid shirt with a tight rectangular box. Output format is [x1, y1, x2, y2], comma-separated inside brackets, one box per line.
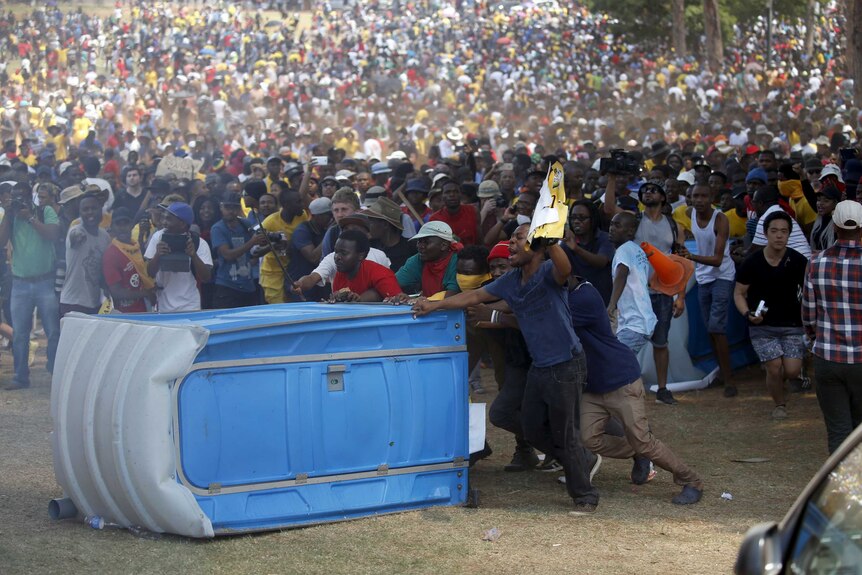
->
[802, 240, 862, 363]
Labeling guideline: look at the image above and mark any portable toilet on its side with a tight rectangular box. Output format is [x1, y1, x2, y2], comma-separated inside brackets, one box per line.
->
[50, 303, 469, 537]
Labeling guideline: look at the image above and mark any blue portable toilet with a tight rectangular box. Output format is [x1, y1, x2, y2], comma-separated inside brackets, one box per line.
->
[50, 303, 470, 537]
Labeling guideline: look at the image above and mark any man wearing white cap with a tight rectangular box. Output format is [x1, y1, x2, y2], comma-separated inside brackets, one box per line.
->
[803, 200, 862, 453]
[288, 197, 332, 300]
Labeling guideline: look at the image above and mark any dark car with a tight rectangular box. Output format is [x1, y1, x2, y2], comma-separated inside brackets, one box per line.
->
[735, 424, 862, 574]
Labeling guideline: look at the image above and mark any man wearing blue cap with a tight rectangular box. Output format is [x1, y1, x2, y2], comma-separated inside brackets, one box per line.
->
[144, 201, 213, 312]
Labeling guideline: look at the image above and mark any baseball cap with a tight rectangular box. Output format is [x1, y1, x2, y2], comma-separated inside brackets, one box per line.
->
[817, 184, 842, 202]
[412, 221, 455, 243]
[309, 197, 332, 215]
[160, 201, 194, 226]
[431, 173, 451, 190]
[820, 164, 845, 184]
[335, 169, 356, 181]
[487, 241, 509, 262]
[387, 150, 407, 161]
[477, 180, 500, 198]
[677, 170, 695, 186]
[371, 163, 392, 175]
[746, 168, 768, 183]
[731, 185, 748, 199]
[221, 192, 243, 207]
[405, 178, 431, 194]
[833, 200, 862, 229]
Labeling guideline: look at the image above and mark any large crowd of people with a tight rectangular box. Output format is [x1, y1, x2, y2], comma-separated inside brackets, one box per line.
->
[1, 0, 860, 516]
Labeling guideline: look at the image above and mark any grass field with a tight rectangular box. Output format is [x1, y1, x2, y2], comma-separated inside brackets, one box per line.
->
[0, 351, 829, 575]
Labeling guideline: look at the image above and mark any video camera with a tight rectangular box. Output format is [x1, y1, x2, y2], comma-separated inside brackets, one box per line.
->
[599, 149, 641, 176]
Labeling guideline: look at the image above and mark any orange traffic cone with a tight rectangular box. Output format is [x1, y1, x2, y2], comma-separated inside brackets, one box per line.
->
[640, 242, 694, 296]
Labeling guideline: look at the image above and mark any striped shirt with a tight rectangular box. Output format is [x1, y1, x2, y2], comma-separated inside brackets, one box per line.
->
[802, 240, 862, 363]
[753, 204, 812, 258]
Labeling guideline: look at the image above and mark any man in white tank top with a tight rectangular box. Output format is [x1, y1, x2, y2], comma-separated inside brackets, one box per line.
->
[679, 184, 738, 397]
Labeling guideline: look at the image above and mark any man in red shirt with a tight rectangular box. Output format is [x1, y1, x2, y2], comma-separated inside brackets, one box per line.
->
[101, 207, 156, 312]
[331, 230, 404, 302]
[429, 180, 480, 245]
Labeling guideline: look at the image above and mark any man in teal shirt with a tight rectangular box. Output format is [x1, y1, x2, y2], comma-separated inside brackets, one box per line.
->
[395, 221, 460, 298]
[0, 182, 61, 389]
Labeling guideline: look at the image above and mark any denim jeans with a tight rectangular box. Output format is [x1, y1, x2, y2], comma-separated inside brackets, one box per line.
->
[11, 277, 60, 387]
[814, 356, 862, 454]
[521, 352, 599, 505]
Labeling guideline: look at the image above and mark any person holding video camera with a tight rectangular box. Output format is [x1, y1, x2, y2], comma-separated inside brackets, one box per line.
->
[144, 202, 213, 313]
[735, 210, 808, 420]
[210, 193, 269, 309]
[0, 182, 61, 390]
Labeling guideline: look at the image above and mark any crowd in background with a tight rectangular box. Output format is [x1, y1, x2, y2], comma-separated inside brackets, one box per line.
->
[0, 0, 859, 513]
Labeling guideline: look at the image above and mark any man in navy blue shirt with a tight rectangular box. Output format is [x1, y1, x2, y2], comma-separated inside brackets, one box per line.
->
[210, 193, 267, 308]
[570, 278, 703, 505]
[414, 223, 601, 514]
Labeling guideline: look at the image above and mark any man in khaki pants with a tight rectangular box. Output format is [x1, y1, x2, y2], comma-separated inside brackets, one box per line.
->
[570, 277, 703, 505]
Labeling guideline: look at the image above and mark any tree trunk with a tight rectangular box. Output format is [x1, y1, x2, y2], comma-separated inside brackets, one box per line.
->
[804, 0, 816, 58]
[703, 0, 723, 72]
[847, 0, 862, 107]
[672, 0, 687, 57]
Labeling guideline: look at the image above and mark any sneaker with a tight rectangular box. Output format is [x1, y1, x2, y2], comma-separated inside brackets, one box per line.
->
[631, 456, 656, 485]
[557, 475, 566, 485]
[771, 405, 788, 420]
[671, 485, 703, 505]
[28, 341, 39, 367]
[504, 447, 540, 472]
[569, 502, 597, 516]
[589, 454, 603, 483]
[538, 457, 563, 473]
[708, 376, 724, 389]
[656, 388, 678, 405]
[723, 385, 738, 398]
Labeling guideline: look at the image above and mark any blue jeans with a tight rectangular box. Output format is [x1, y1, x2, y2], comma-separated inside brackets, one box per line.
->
[11, 277, 60, 387]
[697, 279, 733, 334]
[617, 328, 651, 354]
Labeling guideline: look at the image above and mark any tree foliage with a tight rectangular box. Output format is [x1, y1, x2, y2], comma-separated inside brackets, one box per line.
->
[588, 0, 823, 49]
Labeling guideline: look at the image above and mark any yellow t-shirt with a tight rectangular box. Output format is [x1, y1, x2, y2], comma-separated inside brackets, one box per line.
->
[260, 211, 307, 274]
[790, 197, 817, 227]
[725, 209, 748, 239]
[51, 133, 68, 161]
[673, 203, 691, 232]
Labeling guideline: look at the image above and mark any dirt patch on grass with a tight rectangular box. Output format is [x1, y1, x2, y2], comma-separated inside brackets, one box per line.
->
[0, 351, 828, 574]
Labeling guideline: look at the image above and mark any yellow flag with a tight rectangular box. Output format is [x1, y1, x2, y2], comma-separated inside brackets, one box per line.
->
[527, 161, 567, 244]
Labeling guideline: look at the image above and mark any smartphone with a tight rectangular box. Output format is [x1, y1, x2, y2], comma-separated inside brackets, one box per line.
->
[161, 233, 188, 253]
[313, 155, 328, 166]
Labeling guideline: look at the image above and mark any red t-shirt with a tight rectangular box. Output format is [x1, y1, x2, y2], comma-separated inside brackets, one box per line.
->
[429, 204, 479, 245]
[101, 244, 147, 313]
[332, 259, 402, 298]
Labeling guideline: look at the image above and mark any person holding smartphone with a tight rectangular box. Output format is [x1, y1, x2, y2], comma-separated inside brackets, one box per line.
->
[144, 202, 213, 312]
[734, 210, 808, 420]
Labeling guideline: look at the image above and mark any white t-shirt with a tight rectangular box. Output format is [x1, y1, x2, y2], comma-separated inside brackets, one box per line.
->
[144, 229, 213, 312]
[312, 248, 391, 286]
[752, 204, 811, 258]
[612, 240, 658, 337]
